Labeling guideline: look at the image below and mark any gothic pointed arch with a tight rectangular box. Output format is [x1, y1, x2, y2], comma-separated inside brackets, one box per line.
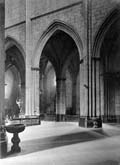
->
[92, 7, 120, 124]
[5, 36, 25, 83]
[5, 36, 25, 59]
[32, 20, 83, 68]
[36, 21, 82, 120]
[93, 8, 120, 57]
[5, 36, 26, 116]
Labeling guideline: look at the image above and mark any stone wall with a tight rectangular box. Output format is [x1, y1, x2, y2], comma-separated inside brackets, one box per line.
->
[5, 0, 120, 60]
[5, 0, 26, 28]
[5, 23, 26, 56]
[31, 0, 81, 18]
[92, 0, 120, 44]
[31, 2, 84, 59]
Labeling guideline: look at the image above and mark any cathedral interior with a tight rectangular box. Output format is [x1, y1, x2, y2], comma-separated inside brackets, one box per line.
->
[1, 0, 120, 164]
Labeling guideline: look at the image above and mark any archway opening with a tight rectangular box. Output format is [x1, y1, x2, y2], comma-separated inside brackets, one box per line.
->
[40, 61, 56, 119]
[39, 30, 80, 121]
[100, 18, 120, 123]
[5, 45, 25, 120]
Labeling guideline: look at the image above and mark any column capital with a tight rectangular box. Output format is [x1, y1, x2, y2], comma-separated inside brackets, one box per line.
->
[92, 57, 101, 61]
[56, 78, 66, 81]
[31, 67, 40, 71]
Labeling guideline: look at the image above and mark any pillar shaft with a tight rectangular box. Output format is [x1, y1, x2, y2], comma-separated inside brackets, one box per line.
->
[92, 58, 101, 117]
[0, 0, 7, 158]
[79, 0, 102, 128]
[100, 66, 104, 117]
[96, 59, 101, 117]
[72, 77, 77, 115]
[25, 0, 32, 116]
[20, 84, 25, 115]
[32, 70, 39, 115]
[79, 0, 91, 126]
[56, 78, 66, 121]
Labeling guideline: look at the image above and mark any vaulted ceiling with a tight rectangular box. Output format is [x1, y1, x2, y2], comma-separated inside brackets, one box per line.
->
[5, 46, 25, 84]
[101, 18, 120, 57]
[40, 30, 79, 77]
[101, 18, 120, 73]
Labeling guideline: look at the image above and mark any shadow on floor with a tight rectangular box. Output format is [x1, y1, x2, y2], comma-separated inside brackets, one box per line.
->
[93, 124, 120, 137]
[7, 123, 120, 158]
[92, 128, 109, 137]
[7, 130, 105, 158]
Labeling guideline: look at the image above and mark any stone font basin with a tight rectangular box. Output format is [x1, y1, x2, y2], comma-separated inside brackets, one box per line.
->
[5, 124, 25, 153]
[5, 124, 25, 134]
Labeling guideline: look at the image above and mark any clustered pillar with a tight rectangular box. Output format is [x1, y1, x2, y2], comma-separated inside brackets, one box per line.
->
[72, 77, 77, 115]
[79, 0, 102, 128]
[25, 0, 32, 116]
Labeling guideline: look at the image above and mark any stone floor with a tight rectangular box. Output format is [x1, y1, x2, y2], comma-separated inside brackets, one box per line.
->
[1, 121, 120, 165]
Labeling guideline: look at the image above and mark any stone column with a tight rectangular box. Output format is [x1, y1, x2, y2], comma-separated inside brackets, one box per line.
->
[25, 0, 32, 116]
[79, 0, 102, 128]
[56, 78, 66, 121]
[34, 70, 39, 115]
[91, 57, 96, 118]
[100, 63, 104, 119]
[39, 74, 45, 115]
[0, 0, 7, 158]
[20, 83, 25, 115]
[91, 57, 102, 127]
[72, 77, 77, 115]
[79, 56, 89, 127]
[96, 59, 101, 117]
[79, 0, 91, 127]
[31, 68, 40, 116]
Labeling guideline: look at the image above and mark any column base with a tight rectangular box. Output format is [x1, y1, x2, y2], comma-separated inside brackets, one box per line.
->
[0, 131, 7, 158]
[79, 117, 102, 128]
[56, 114, 66, 121]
